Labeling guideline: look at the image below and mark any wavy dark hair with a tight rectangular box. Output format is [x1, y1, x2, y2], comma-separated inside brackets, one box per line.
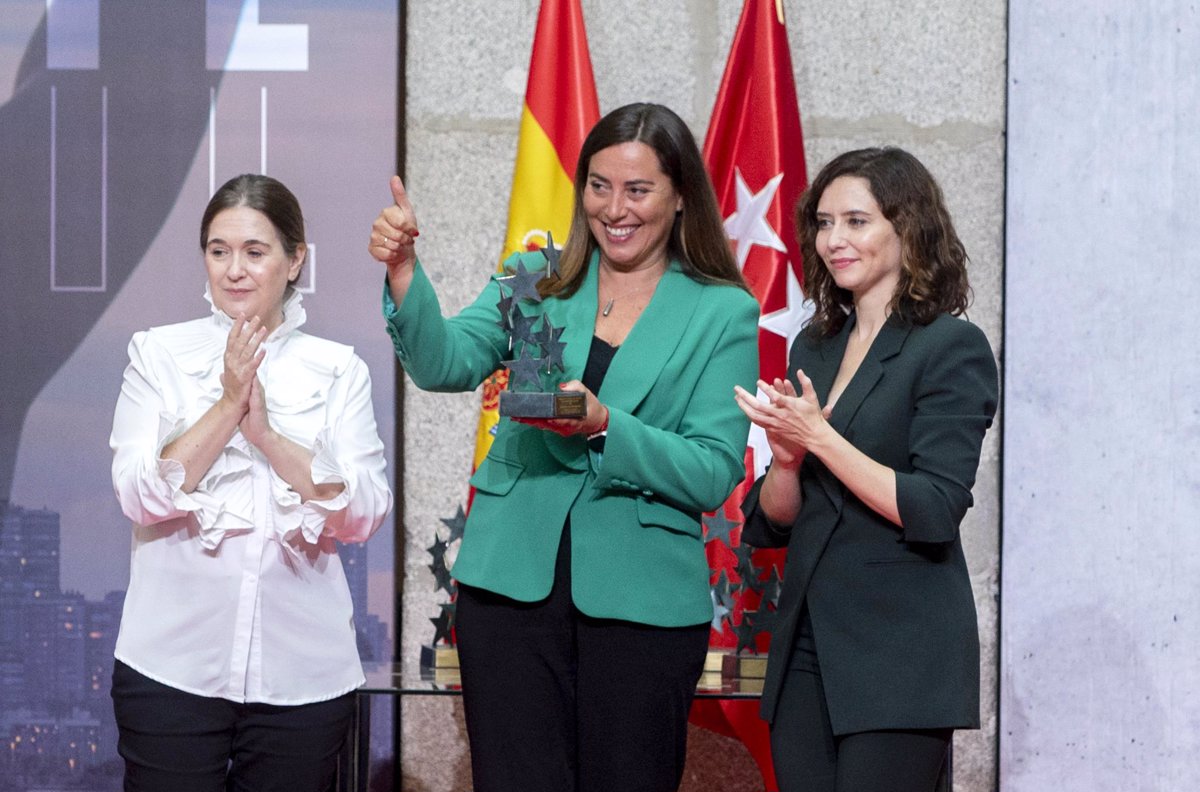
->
[200, 174, 307, 282]
[797, 147, 971, 337]
[542, 103, 747, 298]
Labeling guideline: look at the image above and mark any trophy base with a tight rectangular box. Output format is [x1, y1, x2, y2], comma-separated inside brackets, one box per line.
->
[499, 390, 587, 419]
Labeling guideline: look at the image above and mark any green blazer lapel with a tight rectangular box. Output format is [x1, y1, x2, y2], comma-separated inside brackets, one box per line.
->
[826, 313, 910, 436]
[598, 263, 700, 416]
[554, 255, 600, 381]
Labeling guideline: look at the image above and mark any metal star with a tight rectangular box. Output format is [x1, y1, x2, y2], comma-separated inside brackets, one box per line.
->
[429, 550, 449, 582]
[506, 259, 544, 304]
[733, 541, 765, 592]
[502, 343, 543, 391]
[743, 606, 777, 639]
[761, 565, 784, 609]
[431, 555, 454, 594]
[733, 617, 759, 654]
[703, 509, 741, 546]
[541, 230, 562, 278]
[495, 292, 515, 331]
[427, 531, 454, 593]
[510, 308, 539, 345]
[712, 569, 736, 613]
[429, 603, 455, 645]
[710, 570, 736, 634]
[535, 317, 566, 372]
[710, 588, 732, 633]
[440, 505, 467, 543]
[427, 534, 448, 561]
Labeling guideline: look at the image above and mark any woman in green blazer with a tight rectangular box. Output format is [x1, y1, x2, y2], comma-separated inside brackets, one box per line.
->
[736, 148, 998, 792]
[369, 103, 759, 792]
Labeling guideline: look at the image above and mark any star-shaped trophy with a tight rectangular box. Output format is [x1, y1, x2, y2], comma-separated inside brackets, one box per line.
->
[496, 233, 586, 419]
[420, 507, 464, 676]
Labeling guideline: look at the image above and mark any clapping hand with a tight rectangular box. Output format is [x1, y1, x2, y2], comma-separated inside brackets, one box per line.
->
[218, 314, 278, 449]
[220, 315, 267, 415]
[734, 369, 832, 469]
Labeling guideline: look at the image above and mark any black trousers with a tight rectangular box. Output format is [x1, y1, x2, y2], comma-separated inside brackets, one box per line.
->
[769, 656, 952, 792]
[110, 660, 355, 792]
[454, 521, 710, 792]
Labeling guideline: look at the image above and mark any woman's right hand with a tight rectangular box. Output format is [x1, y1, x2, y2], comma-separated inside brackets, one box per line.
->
[735, 377, 802, 469]
[219, 315, 267, 415]
[369, 175, 420, 273]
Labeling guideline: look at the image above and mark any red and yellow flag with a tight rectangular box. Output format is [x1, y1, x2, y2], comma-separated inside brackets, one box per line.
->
[470, 0, 600, 480]
[692, 1, 809, 788]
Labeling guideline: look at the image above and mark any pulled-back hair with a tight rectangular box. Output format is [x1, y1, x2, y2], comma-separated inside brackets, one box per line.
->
[201, 174, 307, 280]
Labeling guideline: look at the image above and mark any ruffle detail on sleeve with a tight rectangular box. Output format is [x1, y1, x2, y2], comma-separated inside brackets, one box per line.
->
[154, 411, 205, 515]
[154, 410, 190, 492]
[151, 410, 256, 550]
[270, 427, 350, 546]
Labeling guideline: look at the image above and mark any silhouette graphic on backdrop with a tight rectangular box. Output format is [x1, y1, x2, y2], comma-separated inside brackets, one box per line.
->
[0, 5, 224, 499]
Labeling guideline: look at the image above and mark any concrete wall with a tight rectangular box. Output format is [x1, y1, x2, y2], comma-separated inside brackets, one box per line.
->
[397, 1, 1006, 789]
[1001, 2, 1200, 790]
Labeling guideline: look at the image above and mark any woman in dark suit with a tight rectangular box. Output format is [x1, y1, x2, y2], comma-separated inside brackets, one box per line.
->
[369, 103, 760, 792]
[734, 147, 998, 792]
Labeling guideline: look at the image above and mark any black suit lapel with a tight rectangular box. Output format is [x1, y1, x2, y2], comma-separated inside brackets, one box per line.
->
[808, 319, 849, 403]
[793, 318, 850, 511]
[800, 314, 912, 510]
[827, 313, 910, 435]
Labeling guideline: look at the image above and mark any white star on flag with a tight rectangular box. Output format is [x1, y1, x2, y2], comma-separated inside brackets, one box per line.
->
[723, 168, 787, 269]
[758, 259, 811, 357]
[752, 264, 812, 475]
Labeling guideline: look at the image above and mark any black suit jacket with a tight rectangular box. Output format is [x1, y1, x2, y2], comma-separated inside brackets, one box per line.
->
[742, 312, 998, 734]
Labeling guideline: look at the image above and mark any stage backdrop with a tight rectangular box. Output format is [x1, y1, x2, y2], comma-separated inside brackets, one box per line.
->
[0, 2, 399, 788]
[1002, 1, 1200, 789]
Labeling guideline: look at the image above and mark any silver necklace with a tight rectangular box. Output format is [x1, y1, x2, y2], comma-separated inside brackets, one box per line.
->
[599, 280, 660, 317]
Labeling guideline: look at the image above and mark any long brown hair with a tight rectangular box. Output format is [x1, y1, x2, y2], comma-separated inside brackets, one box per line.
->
[541, 103, 747, 298]
[797, 147, 971, 337]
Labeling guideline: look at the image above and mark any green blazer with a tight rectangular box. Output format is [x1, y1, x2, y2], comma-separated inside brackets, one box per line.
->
[384, 251, 760, 627]
[742, 312, 998, 733]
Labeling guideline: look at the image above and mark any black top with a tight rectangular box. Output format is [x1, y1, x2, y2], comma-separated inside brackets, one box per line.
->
[582, 336, 617, 452]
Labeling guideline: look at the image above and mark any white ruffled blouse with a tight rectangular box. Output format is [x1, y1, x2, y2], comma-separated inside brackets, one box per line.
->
[109, 287, 392, 705]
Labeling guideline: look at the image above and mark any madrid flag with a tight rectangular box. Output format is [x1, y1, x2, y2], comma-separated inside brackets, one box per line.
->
[470, 0, 600, 477]
[692, 1, 809, 788]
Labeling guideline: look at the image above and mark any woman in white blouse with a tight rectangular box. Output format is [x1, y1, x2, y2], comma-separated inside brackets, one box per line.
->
[109, 174, 392, 792]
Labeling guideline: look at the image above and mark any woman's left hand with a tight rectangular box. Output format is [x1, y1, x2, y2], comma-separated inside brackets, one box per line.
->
[511, 380, 608, 438]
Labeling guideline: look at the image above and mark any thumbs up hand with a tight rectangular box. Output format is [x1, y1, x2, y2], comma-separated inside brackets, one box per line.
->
[369, 175, 420, 270]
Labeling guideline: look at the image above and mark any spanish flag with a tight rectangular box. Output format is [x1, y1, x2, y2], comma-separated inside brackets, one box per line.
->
[470, 0, 600, 479]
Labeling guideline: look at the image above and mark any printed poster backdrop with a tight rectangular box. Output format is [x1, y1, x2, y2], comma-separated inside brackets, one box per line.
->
[0, 2, 399, 788]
